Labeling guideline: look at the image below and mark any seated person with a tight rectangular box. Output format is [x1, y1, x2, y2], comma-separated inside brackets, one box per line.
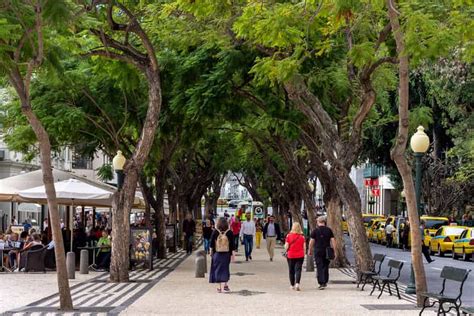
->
[7, 232, 22, 269]
[17, 233, 43, 271]
[94, 230, 111, 271]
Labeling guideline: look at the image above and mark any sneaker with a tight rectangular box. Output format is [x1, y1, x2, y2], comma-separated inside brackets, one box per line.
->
[270, 258, 273, 262]
[428, 259, 435, 264]
[246, 257, 249, 262]
[290, 285, 294, 290]
[249, 255, 252, 260]
[295, 284, 301, 291]
[318, 284, 325, 290]
[223, 285, 230, 293]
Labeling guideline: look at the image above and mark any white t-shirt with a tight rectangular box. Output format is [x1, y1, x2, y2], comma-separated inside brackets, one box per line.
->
[240, 221, 256, 237]
[385, 224, 395, 235]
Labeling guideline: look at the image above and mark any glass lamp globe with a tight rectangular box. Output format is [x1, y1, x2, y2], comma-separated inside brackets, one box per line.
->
[410, 126, 430, 153]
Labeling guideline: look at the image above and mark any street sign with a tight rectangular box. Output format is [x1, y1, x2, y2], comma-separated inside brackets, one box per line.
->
[254, 206, 264, 219]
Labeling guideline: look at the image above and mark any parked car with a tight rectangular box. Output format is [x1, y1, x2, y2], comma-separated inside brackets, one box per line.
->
[366, 218, 385, 241]
[362, 214, 385, 228]
[421, 216, 449, 246]
[428, 225, 467, 257]
[374, 221, 386, 244]
[452, 227, 474, 261]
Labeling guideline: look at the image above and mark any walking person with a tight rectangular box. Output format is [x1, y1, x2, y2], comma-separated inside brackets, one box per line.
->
[203, 219, 213, 254]
[263, 215, 281, 262]
[183, 213, 196, 254]
[285, 222, 306, 291]
[230, 216, 241, 252]
[209, 217, 234, 293]
[309, 216, 336, 290]
[385, 219, 395, 248]
[420, 220, 435, 263]
[402, 220, 410, 251]
[240, 212, 256, 261]
[255, 218, 263, 249]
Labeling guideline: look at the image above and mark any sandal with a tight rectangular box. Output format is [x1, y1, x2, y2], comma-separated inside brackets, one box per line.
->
[217, 288, 222, 293]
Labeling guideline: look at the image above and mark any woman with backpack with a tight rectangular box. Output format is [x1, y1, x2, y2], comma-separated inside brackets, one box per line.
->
[285, 222, 306, 291]
[209, 217, 235, 293]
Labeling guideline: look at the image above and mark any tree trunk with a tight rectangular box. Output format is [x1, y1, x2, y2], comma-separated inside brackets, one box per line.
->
[109, 65, 161, 282]
[9, 69, 73, 310]
[110, 169, 138, 282]
[334, 170, 373, 272]
[325, 192, 349, 268]
[288, 197, 303, 231]
[387, 0, 427, 305]
[168, 185, 178, 225]
[155, 177, 167, 259]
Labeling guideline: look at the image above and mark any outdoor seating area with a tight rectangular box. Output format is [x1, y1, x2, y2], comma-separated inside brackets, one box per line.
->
[0, 169, 149, 274]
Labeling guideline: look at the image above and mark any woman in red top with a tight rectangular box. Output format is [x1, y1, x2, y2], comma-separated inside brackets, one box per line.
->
[230, 217, 241, 252]
[285, 222, 306, 291]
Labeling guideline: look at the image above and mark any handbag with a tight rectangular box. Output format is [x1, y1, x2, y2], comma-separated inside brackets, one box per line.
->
[326, 247, 335, 260]
[282, 234, 300, 258]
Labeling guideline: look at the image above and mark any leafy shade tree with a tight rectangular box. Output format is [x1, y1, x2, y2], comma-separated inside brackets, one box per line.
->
[387, 0, 427, 305]
[0, 0, 73, 309]
[82, 1, 163, 282]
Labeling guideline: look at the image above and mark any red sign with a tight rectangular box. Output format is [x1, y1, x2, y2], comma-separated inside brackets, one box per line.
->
[364, 178, 379, 187]
[371, 189, 380, 197]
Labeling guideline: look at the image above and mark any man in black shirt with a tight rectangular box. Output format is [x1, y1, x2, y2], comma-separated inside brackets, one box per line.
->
[183, 213, 196, 254]
[309, 216, 336, 289]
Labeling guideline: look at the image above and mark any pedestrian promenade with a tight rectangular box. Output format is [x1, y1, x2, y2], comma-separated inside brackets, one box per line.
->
[2, 250, 188, 315]
[121, 243, 423, 316]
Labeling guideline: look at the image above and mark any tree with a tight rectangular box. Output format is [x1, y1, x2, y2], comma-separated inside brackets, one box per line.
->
[0, 0, 73, 309]
[83, 1, 163, 282]
[387, 0, 427, 305]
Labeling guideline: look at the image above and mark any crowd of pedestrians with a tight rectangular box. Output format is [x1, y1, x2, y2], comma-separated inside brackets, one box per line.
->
[200, 210, 336, 293]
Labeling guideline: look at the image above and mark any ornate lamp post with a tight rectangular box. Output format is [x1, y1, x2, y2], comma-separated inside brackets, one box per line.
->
[405, 126, 430, 294]
[112, 150, 126, 190]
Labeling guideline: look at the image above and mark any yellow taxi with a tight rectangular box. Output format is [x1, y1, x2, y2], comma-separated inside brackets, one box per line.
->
[428, 225, 467, 257]
[452, 227, 474, 261]
[374, 221, 386, 244]
[367, 218, 385, 242]
[362, 214, 385, 228]
[421, 216, 449, 246]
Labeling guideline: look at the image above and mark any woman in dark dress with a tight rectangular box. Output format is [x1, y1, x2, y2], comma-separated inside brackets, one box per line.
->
[209, 217, 234, 293]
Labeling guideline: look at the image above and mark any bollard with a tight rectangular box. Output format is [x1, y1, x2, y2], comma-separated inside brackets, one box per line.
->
[306, 253, 314, 272]
[196, 250, 207, 272]
[66, 252, 75, 279]
[79, 249, 89, 274]
[195, 252, 206, 278]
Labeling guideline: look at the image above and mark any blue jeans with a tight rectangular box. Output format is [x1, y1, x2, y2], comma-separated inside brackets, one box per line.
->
[243, 234, 253, 259]
[203, 238, 210, 253]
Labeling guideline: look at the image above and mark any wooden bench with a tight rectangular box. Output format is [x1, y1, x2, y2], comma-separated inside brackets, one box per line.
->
[419, 266, 471, 316]
[369, 259, 403, 299]
[357, 253, 386, 291]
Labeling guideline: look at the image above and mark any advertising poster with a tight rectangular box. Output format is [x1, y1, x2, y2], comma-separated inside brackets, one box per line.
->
[130, 227, 153, 270]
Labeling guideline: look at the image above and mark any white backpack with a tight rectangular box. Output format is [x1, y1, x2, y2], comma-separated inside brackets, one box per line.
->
[216, 229, 230, 252]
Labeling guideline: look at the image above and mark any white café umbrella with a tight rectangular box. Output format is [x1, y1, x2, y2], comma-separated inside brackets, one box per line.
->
[19, 178, 113, 251]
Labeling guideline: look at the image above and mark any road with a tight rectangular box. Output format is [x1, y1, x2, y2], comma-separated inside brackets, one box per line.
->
[344, 236, 474, 307]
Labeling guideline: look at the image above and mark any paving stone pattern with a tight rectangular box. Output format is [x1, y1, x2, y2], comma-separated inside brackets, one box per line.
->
[4, 250, 188, 316]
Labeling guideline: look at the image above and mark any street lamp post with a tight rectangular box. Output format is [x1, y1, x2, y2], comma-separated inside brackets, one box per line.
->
[112, 150, 126, 190]
[406, 126, 430, 294]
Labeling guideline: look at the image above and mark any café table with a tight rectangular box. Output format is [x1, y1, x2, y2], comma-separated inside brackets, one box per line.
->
[78, 245, 111, 270]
